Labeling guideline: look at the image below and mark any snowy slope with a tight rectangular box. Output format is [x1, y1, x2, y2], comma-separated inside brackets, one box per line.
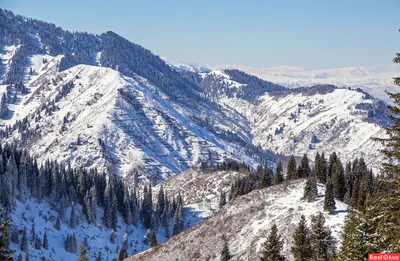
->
[128, 180, 348, 261]
[9, 195, 208, 261]
[1, 62, 263, 182]
[161, 56, 211, 73]
[204, 70, 387, 171]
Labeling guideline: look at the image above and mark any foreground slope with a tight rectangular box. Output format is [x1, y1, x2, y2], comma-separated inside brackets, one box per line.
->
[128, 180, 347, 261]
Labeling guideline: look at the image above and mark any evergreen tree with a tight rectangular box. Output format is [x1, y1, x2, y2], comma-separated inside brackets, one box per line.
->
[79, 242, 89, 261]
[173, 204, 184, 235]
[331, 158, 346, 201]
[0, 209, 14, 261]
[259, 223, 286, 261]
[20, 227, 28, 252]
[55, 216, 61, 230]
[220, 238, 231, 261]
[324, 179, 336, 214]
[219, 191, 226, 208]
[291, 215, 312, 261]
[110, 229, 117, 244]
[297, 154, 311, 178]
[17, 253, 23, 261]
[70, 205, 77, 228]
[286, 155, 297, 180]
[43, 231, 48, 250]
[274, 160, 284, 185]
[24, 248, 29, 261]
[149, 230, 157, 247]
[156, 185, 165, 217]
[303, 175, 318, 202]
[315, 152, 328, 184]
[310, 212, 336, 261]
[118, 248, 128, 261]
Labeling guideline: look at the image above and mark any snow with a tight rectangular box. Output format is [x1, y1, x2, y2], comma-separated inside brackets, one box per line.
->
[0, 45, 20, 82]
[161, 56, 211, 73]
[216, 64, 400, 103]
[9, 195, 208, 261]
[23, 54, 55, 84]
[128, 180, 348, 261]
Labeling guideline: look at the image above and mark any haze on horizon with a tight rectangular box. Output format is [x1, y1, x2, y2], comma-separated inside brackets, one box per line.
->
[1, 0, 399, 70]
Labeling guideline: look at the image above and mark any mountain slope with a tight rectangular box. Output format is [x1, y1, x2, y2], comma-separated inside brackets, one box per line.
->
[202, 70, 387, 171]
[128, 180, 348, 261]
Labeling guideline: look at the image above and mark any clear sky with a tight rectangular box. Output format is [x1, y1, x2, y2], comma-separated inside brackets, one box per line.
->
[1, 0, 399, 70]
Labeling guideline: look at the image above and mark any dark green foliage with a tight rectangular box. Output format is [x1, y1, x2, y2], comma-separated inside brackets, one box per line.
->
[331, 158, 346, 201]
[310, 212, 336, 261]
[297, 154, 311, 178]
[324, 179, 336, 214]
[303, 175, 318, 202]
[286, 155, 297, 180]
[0, 209, 14, 261]
[315, 152, 327, 184]
[259, 224, 286, 261]
[274, 160, 284, 185]
[291, 215, 312, 261]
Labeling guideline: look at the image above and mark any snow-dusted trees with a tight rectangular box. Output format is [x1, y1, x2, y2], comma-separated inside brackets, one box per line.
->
[103, 176, 118, 230]
[303, 175, 318, 202]
[324, 179, 336, 214]
[149, 230, 158, 248]
[286, 155, 297, 180]
[43, 232, 48, 250]
[173, 204, 184, 236]
[291, 215, 311, 261]
[220, 237, 231, 261]
[259, 223, 286, 261]
[273, 160, 284, 185]
[70, 205, 77, 228]
[141, 185, 153, 229]
[64, 233, 77, 253]
[309, 212, 336, 260]
[0, 208, 14, 261]
[0, 93, 9, 119]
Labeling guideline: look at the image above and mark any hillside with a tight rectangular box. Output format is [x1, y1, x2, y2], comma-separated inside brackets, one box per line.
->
[201, 70, 387, 171]
[128, 180, 348, 261]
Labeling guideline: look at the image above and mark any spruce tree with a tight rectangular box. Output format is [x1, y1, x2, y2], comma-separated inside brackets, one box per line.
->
[274, 160, 284, 185]
[0, 209, 14, 261]
[291, 215, 311, 261]
[150, 230, 157, 247]
[220, 238, 231, 261]
[20, 227, 28, 252]
[79, 242, 89, 261]
[70, 205, 77, 228]
[324, 179, 336, 214]
[55, 216, 61, 230]
[259, 223, 286, 261]
[303, 175, 318, 202]
[331, 158, 346, 201]
[286, 155, 297, 180]
[118, 248, 128, 261]
[297, 154, 311, 178]
[43, 231, 48, 250]
[310, 212, 336, 261]
[219, 191, 226, 208]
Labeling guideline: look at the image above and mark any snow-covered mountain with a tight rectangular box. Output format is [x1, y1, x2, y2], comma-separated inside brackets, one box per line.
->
[200, 69, 388, 171]
[161, 57, 211, 73]
[218, 64, 400, 103]
[128, 180, 348, 261]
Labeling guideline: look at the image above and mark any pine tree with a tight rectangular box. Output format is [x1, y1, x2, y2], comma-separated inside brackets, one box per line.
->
[219, 191, 226, 208]
[20, 227, 28, 252]
[220, 238, 231, 261]
[297, 154, 311, 178]
[173, 204, 184, 235]
[0, 209, 14, 261]
[55, 216, 61, 230]
[17, 253, 23, 261]
[291, 215, 312, 261]
[286, 155, 297, 180]
[310, 212, 336, 261]
[315, 152, 328, 184]
[24, 248, 29, 261]
[79, 242, 89, 261]
[331, 158, 346, 201]
[324, 179, 336, 214]
[274, 160, 284, 185]
[118, 248, 128, 261]
[259, 223, 286, 261]
[43, 231, 48, 250]
[110, 229, 117, 244]
[70, 205, 77, 228]
[150, 230, 157, 247]
[303, 175, 318, 202]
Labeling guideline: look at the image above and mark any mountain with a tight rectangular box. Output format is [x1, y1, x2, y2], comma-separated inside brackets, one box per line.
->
[128, 180, 348, 261]
[161, 57, 211, 73]
[217, 64, 400, 103]
[199, 69, 388, 171]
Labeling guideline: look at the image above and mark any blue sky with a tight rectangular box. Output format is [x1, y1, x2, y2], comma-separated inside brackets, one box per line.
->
[2, 0, 399, 69]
